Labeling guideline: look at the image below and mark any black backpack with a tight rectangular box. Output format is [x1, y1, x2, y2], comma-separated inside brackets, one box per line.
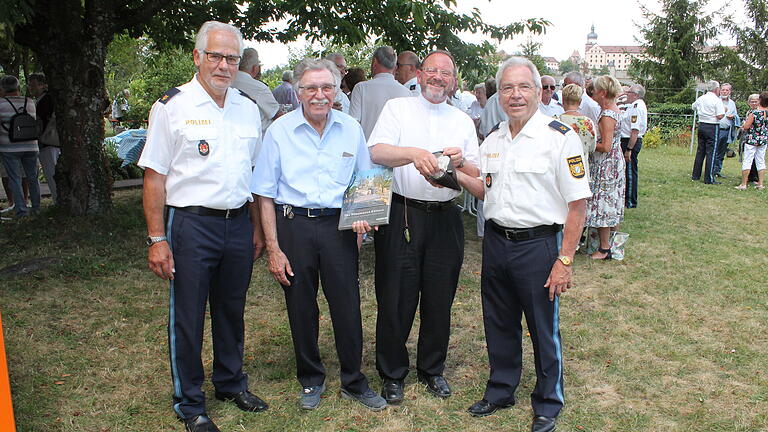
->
[2, 97, 38, 142]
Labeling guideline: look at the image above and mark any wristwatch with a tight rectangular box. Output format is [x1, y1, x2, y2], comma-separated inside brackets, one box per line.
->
[557, 255, 572, 266]
[146, 235, 167, 246]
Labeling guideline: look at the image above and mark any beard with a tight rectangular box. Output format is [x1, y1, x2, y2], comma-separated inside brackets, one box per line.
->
[422, 78, 449, 103]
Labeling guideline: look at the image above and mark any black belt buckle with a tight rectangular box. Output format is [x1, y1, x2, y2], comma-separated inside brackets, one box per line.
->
[225, 208, 233, 219]
[504, 228, 531, 242]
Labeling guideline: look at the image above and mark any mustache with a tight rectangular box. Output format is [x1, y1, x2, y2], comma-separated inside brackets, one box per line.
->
[426, 78, 448, 88]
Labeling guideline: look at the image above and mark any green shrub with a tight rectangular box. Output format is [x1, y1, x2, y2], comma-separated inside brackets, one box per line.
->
[644, 126, 663, 149]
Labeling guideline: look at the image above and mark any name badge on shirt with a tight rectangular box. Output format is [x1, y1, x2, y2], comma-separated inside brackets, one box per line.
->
[198, 140, 210, 156]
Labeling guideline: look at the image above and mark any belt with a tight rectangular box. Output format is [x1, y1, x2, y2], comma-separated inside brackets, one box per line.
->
[490, 220, 562, 242]
[276, 203, 340, 218]
[173, 205, 247, 218]
[393, 193, 455, 212]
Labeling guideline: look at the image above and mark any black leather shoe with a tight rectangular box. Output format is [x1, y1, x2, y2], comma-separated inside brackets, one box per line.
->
[215, 390, 268, 412]
[467, 399, 513, 417]
[531, 415, 557, 432]
[381, 379, 404, 405]
[183, 414, 220, 432]
[417, 373, 451, 398]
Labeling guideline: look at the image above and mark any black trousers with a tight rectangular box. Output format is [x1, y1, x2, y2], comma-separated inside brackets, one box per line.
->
[481, 222, 564, 418]
[621, 137, 642, 208]
[166, 207, 253, 419]
[275, 208, 368, 393]
[374, 195, 464, 381]
[692, 123, 719, 184]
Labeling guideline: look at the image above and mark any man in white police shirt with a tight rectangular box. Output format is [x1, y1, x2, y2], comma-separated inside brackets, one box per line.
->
[139, 21, 267, 432]
[620, 84, 647, 208]
[368, 49, 480, 405]
[457, 57, 591, 432]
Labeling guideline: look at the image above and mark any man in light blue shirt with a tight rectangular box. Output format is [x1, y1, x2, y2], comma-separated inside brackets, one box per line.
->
[713, 83, 738, 178]
[251, 58, 385, 412]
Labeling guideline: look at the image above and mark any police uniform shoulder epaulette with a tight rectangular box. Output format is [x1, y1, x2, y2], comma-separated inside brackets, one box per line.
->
[633, 102, 638, 108]
[157, 87, 180, 104]
[548, 120, 571, 135]
[409, 84, 417, 90]
[488, 122, 502, 135]
[238, 89, 258, 105]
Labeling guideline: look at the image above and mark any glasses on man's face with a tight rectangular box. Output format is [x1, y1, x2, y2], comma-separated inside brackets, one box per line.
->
[203, 50, 241, 65]
[542, 85, 556, 91]
[298, 84, 336, 94]
[422, 67, 454, 79]
[500, 83, 535, 95]
[396, 63, 416, 68]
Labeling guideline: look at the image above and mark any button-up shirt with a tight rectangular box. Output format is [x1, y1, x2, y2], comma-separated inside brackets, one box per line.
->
[251, 106, 371, 209]
[138, 75, 261, 210]
[718, 98, 737, 129]
[692, 91, 725, 124]
[620, 98, 648, 138]
[368, 94, 479, 202]
[580, 93, 602, 124]
[403, 76, 421, 97]
[480, 111, 592, 228]
[349, 73, 411, 139]
[272, 81, 299, 110]
[539, 98, 565, 118]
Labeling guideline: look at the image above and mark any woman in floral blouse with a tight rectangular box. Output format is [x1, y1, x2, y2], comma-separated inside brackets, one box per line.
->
[557, 84, 596, 173]
[736, 92, 768, 190]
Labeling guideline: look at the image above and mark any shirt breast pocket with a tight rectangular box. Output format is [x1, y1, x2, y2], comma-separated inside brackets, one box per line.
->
[180, 128, 218, 176]
[332, 155, 355, 185]
[236, 126, 260, 164]
[512, 158, 549, 204]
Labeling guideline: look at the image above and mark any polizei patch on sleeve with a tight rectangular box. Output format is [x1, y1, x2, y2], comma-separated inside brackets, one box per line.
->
[567, 155, 585, 178]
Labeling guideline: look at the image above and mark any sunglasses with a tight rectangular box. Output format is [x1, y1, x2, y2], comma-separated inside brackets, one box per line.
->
[542, 85, 556, 90]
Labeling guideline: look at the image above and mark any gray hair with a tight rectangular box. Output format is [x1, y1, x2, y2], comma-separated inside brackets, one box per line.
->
[239, 48, 260, 72]
[324, 53, 344, 64]
[281, 70, 293, 82]
[629, 84, 646, 99]
[294, 58, 342, 91]
[748, 93, 759, 101]
[564, 71, 585, 87]
[398, 51, 421, 68]
[705, 80, 720, 92]
[372, 46, 397, 70]
[541, 75, 556, 85]
[474, 83, 485, 92]
[495, 56, 542, 91]
[194, 21, 244, 56]
[0, 75, 20, 93]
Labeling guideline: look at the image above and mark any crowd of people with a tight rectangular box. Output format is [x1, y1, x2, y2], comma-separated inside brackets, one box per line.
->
[4, 17, 767, 432]
[133, 20, 668, 432]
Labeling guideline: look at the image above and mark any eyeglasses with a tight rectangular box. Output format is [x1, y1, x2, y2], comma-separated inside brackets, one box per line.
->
[500, 83, 535, 95]
[542, 85, 556, 90]
[203, 50, 241, 65]
[298, 84, 336, 94]
[396, 63, 416, 68]
[422, 67, 454, 78]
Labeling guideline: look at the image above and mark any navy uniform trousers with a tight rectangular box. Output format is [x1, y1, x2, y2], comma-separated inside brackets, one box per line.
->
[620, 137, 642, 208]
[481, 221, 565, 419]
[713, 127, 731, 176]
[166, 207, 253, 419]
[275, 207, 368, 394]
[692, 123, 720, 184]
[374, 195, 464, 381]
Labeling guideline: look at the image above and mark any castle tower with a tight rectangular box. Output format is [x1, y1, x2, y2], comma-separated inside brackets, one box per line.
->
[585, 24, 598, 52]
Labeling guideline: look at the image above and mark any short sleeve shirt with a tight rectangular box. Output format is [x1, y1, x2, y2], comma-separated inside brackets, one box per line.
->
[368, 95, 479, 202]
[692, 92, 725, 124]
[481, 111, 592, 228]
[620, 99, 648, 138]
[250, 107, 371, 209]
[137, 76, 261, 210]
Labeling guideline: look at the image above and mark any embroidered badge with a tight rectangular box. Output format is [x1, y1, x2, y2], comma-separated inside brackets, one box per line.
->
[567, 155, 585, 179]
[631, 115, 638, 123]
[485, 173, 493, 188]
[198, 140, 210, 156]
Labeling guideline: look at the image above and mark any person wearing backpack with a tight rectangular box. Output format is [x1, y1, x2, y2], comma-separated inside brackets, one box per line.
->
[0, 75, 40, 217]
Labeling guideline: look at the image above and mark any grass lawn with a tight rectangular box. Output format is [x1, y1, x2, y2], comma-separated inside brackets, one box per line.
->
[1, 145, 767, 431]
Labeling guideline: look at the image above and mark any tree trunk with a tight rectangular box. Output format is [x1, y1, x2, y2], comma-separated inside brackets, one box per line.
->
[16, 0, 115, 215]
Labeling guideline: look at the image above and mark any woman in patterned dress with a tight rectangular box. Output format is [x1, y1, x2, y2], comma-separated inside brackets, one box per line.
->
[586, 75, 625, 260]
[557, 83, 596, 172]
[735, 92, 768, 190]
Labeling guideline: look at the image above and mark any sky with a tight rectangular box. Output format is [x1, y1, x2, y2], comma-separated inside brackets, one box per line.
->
[249, 0, 745, 70]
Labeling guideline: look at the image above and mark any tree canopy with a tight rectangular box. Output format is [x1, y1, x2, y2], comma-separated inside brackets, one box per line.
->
[3, 0, 548, 215]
